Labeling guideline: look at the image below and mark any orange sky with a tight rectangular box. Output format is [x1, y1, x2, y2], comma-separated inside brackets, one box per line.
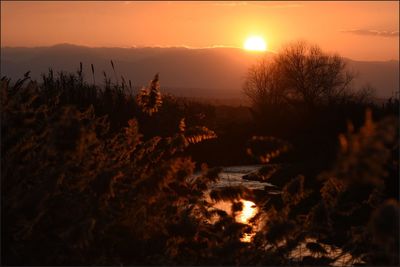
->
[1, 1, 399, 60]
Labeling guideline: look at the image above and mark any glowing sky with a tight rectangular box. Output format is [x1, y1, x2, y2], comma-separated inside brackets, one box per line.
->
[1, 1, 399, 60]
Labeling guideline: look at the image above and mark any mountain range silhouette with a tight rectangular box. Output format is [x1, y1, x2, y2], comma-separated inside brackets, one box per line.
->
[1, 43, 398, 99]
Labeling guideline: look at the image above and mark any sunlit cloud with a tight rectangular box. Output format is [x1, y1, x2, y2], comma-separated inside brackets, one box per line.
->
[341, 29, 399, 38]
[128, 44, 240, 50]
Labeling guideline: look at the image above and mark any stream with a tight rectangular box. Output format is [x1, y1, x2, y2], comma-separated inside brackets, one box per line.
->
[192, 165, 362, 265]
[192, 165, 272, 242]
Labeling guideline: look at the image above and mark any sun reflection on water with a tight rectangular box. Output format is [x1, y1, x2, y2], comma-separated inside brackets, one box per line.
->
[212, 199, 259, 242]
[235, 200, 258, 242]
[236, 200, 257, 224]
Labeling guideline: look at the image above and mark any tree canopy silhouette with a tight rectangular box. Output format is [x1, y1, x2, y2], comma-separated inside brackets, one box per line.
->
[244, 41, 356, 111]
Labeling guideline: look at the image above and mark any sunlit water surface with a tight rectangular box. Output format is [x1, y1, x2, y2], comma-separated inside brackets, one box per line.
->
[195, 165, 269, 242]
[192, 165, 363, 265]
[212, 165, 272, 190]
[211, 199, 259, 242]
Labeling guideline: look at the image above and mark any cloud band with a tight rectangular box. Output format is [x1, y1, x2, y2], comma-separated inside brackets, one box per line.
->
[341, 29, 399, 37]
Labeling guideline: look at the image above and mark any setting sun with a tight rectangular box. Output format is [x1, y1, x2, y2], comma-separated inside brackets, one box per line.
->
[244, 36, 267, 51]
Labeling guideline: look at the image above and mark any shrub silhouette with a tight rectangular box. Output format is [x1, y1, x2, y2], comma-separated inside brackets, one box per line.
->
[248, 109, 399, 266]
[0, 73, 252, 265]
[1, 56, 398, 266]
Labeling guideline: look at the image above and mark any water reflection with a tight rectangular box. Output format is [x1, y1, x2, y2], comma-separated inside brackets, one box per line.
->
[236, 200, 257, 224]
[289, 237, 365, 266]
[192, 166, 268, 243]
[212, 199, 259, 242]
[214, 165, 273, 190]
[196, 165, 363, 263]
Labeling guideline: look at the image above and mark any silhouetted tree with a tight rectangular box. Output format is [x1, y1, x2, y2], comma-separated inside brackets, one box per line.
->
[244, 41, 356, 110]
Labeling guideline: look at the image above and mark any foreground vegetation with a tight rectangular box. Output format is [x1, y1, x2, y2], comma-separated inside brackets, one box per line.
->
[1, 42, 399, 265]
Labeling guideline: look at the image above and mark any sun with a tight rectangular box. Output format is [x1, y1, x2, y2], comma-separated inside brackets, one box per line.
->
[244, 36, 267, 52]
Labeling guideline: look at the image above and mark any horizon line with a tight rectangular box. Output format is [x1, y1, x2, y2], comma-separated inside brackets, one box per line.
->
[1, 42, 240, 50]
[2, 43, 399, 62]
[0, 42, 278, 53]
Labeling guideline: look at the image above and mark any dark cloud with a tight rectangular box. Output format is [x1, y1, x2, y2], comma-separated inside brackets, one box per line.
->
[341, 29, 399, 37]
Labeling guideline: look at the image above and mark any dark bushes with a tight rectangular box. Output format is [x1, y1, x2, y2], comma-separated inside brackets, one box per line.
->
[1, 73, 255, 265]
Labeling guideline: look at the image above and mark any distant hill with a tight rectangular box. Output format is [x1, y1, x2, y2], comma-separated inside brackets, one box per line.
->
[1, 44, 398, 99]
